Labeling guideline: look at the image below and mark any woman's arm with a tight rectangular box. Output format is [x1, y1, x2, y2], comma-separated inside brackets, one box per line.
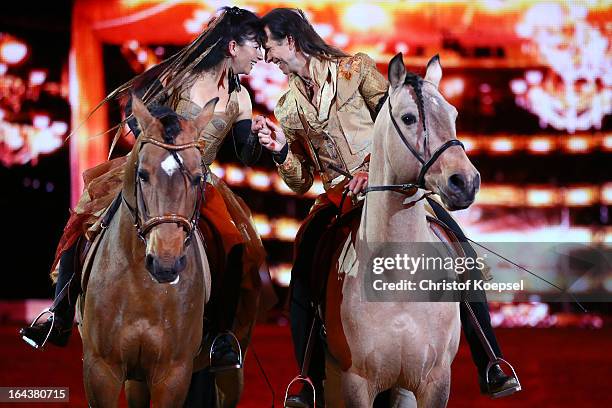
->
[231, 88, 261, 166]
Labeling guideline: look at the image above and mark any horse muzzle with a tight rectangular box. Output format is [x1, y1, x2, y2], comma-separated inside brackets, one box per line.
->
[145, 254, 187, 284]
[440, 172, 480, 210]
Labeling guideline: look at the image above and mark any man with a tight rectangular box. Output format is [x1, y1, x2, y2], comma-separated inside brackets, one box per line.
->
[256, 8, 520, 407]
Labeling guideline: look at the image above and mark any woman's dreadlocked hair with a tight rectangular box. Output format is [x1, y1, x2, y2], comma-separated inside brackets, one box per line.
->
[101, 7, 264, 156]
[132, 7, 264, 93]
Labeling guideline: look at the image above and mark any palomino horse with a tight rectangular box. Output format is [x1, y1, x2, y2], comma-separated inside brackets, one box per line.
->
[325, 53, 480, 407]
[79, 96, 219, 407]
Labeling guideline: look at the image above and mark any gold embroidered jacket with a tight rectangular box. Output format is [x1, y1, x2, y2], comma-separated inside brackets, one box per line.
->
[274, 53, 388, 195]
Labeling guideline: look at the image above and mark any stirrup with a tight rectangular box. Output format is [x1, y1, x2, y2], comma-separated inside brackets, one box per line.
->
[484, 358, 522, 399]
[22, 308, 55, 349]
[208, 331, 243, 373]
[284, 375, 316, 408]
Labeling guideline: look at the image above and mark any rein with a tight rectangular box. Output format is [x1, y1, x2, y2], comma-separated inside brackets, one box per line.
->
[123, 137, 206, 247]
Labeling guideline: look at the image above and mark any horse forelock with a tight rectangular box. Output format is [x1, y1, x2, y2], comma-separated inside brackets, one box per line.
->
[147, 105, 183, 144]
[403, 72, 427, 132]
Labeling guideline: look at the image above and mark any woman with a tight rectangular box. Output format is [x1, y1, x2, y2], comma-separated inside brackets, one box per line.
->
[21, 7, 271, 371]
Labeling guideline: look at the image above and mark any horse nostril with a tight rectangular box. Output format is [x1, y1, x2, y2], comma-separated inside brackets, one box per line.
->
[448, 173, 466, 192]
[174, 255, 187, 273]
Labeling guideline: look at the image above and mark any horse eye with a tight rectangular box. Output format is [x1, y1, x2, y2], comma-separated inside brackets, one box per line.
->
[401, 113, 417, 126]
[138, 170, 149, 183]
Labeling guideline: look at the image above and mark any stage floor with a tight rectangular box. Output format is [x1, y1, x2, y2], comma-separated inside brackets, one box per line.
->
[1, 324, 610, 407]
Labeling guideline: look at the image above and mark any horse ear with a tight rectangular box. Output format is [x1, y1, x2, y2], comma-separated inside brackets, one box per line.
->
[131, 95, 156, 132]
[425, 55, 442, 88]
[388, 52, 406, 89]
[194, 97, 219, 132]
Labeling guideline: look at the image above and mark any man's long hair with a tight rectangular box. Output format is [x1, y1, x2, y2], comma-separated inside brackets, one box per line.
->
[262, 8, 348, 59]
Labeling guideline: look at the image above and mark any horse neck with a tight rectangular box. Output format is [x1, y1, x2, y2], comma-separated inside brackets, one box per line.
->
[110, 196, 143, 264]
[360, 112, 430, 243]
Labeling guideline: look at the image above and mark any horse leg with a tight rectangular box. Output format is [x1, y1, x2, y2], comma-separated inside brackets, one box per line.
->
[150, 365, 193, 408]
[324, 354, 344, 407]
[83, 357, 123, 408]
[413, 369, 451, 408]
[125, 380, 150, 408]
[341, 371, 376, 408]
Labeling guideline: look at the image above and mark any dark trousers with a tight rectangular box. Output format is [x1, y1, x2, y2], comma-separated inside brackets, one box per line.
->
[184, 244, 244, 408]
[460, 300, 502, 375]
[53, 243, 79, 325]
[204, 244, 244, 333]
[290, 206, 337, 397]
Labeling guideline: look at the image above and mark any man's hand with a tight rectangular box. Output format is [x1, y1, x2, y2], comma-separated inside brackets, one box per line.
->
[348, 171, 368, 195]
[257, 117, 287, 153]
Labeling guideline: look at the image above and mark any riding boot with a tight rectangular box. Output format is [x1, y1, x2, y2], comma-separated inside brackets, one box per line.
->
[184, 245, 245, 407]
[20, 243, 80, 349]
[286, 206, 336, 408]
[285, 315, 325, 408]
[208, 244, 244, 372]
[426, 198, 521, 398]
[460, 301, 521, 398]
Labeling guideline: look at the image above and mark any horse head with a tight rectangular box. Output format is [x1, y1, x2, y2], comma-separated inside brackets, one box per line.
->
[127, 96, 218, 283]
[384, 52, 480, 210]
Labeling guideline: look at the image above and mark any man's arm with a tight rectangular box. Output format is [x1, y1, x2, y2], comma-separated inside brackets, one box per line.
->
[258, 117, 315, 196]
[356, 53, 389, 119]
[273, 125, 314, 195]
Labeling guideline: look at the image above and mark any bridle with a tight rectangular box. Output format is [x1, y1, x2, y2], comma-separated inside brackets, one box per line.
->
[122, 137, 206, 247]
[364, 83, 464, 196]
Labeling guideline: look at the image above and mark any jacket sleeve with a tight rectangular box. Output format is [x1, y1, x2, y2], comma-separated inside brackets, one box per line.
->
[356, 53, 389, 119]
[275, 125, 315, 196]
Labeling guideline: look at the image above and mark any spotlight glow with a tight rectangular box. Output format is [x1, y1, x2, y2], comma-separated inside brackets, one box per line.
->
[1, 40, 28, 64]
[342, 4, 390, 32]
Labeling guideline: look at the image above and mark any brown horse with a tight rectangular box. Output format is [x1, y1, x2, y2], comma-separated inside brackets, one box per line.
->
[79, 96, 218, 407]
[324, 53, 480, 407]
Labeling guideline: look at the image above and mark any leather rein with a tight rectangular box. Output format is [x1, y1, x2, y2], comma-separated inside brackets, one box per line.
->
[122, 137, 206, 247]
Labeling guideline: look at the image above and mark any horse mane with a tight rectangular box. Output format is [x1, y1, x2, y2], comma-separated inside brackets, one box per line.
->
[404, 71, 427, 132]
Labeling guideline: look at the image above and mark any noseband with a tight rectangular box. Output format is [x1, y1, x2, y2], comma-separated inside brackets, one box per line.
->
[364, 86, 464, 196]
[123, 137, 206, 247]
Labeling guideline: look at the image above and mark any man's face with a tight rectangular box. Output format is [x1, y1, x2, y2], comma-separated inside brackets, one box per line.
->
[264, 26, 297, 75]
